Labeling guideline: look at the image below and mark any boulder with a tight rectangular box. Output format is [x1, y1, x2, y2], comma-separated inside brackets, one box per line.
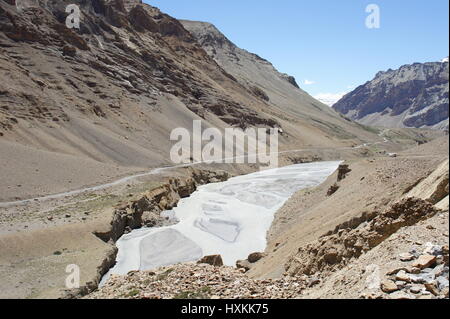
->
[236, 260, 251, 272]
[399, 253, 415, 262]
[197, 255, 223, 267]
[387, 267, 410, 275]
[412, 255, 437, 270]
[395, 270, 411, 283]
[424, 282, 440, 296]
[381, 280, 398, 293]
[247, 252, 266, 263]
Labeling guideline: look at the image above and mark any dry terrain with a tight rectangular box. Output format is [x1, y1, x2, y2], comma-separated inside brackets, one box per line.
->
[1, 0, 390, 203]
[250, 137, 449, 279]
[0, 0, 448, 300]
[87, 137, 449, 300]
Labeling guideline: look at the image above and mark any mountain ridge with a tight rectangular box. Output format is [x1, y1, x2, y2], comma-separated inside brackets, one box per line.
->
[333, 60, 449, 130]
[181, 19, 378, 144]
[0, 0, 381, 201]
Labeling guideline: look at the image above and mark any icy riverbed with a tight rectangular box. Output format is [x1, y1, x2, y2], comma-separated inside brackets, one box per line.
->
[101, 161, 341, 284]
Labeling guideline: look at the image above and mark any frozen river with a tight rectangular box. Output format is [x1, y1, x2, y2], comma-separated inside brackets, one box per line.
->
[101, 161, 341, 284]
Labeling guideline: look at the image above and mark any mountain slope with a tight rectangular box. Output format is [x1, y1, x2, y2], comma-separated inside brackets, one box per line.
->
[333, 61, 449, 130]
[0, 0, 380, 201]
[181, 20, 379, 144]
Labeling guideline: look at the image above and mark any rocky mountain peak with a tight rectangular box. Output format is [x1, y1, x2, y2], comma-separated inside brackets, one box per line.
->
[333, 61, 449, 130]
[181, 20, 301, 92]
[181, 20, 236, 51]
[122, 0, 142, 11]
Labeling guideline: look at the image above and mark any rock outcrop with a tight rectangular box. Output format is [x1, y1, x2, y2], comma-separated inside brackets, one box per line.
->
[94, 169, 230, 243]
[285, 198, 441, 276]
[235, 252, 267, 272]
[197, 255, 224, 267]
[404, 159, 449, 205]
[87, 262, 310, 299]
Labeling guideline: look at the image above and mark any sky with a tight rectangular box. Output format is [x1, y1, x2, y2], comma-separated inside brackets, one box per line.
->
[145, 0, 449, 105]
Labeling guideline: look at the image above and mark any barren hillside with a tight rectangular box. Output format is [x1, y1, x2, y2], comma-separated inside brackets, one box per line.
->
[0, 0, 383, 201]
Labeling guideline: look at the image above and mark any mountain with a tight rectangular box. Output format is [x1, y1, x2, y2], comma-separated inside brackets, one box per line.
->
[1, 0, 448, 301]
[181, 20, 376, 143]
[0, 0, 380, 201]
[333, 61, 449, 130]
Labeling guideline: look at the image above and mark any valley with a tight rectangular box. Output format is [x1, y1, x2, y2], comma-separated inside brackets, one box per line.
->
[0, 0, 448, 301]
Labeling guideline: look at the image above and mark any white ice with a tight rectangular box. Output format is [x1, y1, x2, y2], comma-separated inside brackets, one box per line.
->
[101, 161, 341, 285]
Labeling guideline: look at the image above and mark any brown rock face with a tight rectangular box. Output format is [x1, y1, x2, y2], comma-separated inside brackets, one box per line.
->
[0, 0, 384, 177]
[123, 0, 142, 12]
[337, 164, 351, 181]
[0, 0, 281, 137]
[285, 197, 440, 276]
[129, 5, 158, 32]
[197, 255, 224, 267]
[327, 183, 340, 196]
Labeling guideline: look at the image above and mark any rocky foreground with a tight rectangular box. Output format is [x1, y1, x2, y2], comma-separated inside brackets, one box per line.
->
[87, 200, 449, 300]
[87, 240, 449, 300]
[375, 242, 449, 299]
[87, 263, 310, 299]
[87, 151, 449, 300]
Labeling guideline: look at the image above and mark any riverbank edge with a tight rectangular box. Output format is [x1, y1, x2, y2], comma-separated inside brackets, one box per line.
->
[61, 168, 232, 299]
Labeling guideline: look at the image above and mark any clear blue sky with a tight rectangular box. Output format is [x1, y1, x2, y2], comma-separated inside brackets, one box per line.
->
[145, 0, 449, 103]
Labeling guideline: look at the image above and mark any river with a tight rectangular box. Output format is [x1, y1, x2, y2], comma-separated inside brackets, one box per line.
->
[101, 161, 341, 285]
